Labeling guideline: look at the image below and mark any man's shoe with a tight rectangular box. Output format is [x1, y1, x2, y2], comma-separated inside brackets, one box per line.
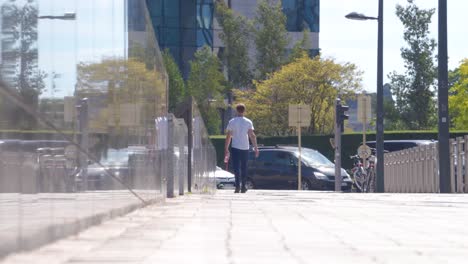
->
[234, 188, 240, 193]
[241, 188, 248, 193]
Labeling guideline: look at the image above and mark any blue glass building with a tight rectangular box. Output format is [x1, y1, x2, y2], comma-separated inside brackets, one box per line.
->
[146, 0, 320, 76]
[282, 0, 320, 32]
[146, 0, 215, 77]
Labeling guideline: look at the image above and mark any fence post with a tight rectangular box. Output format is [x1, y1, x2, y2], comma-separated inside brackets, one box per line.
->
[391, 153, 395, 192]
[465, 135, 468, 193]
[456, 137, 464, 193]
[166, 114, 175, 198]
[402, 150, 411, 192]
[386, 153, 391, 192]
[419, 147, 425, 193]
[449, 139, 456, 193]
[423, 145, 430, 192]
[396, 152, 401, 193]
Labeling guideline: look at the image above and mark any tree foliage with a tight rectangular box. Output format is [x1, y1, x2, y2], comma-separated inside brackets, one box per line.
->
[235, 53, 362, 136]
[162, 49, 185, 112]
[215, 1, 252, 88]
[388, 0, 437, 130]
[187, 46, 226, 134]
[76, 57, 166, 131]
[0, 1, 46, 129]
[449, 59, 468, 130]
[253, 0, 289, 80]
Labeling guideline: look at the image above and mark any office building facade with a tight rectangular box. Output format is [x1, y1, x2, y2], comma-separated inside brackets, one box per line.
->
[147, 0, 320, 77]
[146, 0, 215, 77]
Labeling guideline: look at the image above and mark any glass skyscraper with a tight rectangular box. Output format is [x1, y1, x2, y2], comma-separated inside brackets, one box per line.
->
[282, 0, 320, 33]
[146, 0, 319, 76]
[146, 0, 215, 77]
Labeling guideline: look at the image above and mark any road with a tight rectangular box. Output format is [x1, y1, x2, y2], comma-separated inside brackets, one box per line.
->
[2, 190, 468, 264]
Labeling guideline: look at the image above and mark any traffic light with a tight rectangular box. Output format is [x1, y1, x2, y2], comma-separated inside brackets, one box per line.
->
[336, 101, 349, 132]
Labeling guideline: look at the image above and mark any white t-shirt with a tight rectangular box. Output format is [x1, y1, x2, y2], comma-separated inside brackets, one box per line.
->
[226, 117, 254, 150]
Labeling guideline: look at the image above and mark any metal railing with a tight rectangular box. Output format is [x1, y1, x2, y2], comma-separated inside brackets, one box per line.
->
[384, 136, 468, 193]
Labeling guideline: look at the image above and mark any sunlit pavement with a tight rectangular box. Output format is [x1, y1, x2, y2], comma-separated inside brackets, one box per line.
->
[2, 190, 468, 264]
[0, 191, 162, 258]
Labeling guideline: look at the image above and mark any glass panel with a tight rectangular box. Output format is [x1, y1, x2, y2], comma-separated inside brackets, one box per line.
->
[0, 0, 215, 258]
[282, 0, 320, 32]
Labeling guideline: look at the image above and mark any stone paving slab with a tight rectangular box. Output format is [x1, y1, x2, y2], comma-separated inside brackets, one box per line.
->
[0, 191, 163, 258]
[2, 190, 468, 264]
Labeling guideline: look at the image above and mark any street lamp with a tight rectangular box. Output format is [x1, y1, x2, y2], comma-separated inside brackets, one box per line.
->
[346, 0, 385, 193]
[345, 12, 378, 21]
[38, 12, 76, 20]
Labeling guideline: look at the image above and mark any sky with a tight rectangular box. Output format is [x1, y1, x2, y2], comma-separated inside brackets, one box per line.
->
[320, 0, 468, 93]
[38, 0, 125, 97]
[35, 0, 468, 97]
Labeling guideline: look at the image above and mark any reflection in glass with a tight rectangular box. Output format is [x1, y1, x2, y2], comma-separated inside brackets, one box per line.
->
[0, 0, 216, 258]
[282, 0, 320, 32]
[146, 0, 215, 77]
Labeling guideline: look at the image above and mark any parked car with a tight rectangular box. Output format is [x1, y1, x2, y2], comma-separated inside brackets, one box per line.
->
[215, 166, 235, 189]
[75, 148, 133, 190]
[247, 146, 353, 191]
[366, 140, 435, 152]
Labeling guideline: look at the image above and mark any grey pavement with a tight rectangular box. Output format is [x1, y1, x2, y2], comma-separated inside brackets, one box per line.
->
[2, 190, 468, 264]
[0, 191, 163, 258]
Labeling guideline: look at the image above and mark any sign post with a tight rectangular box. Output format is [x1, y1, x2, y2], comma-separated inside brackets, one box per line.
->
[357, 93, 372, 167]
[288, 104, 311, 190]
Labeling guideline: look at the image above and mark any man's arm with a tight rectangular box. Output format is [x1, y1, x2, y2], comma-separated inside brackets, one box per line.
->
[248, 129, 259, 157]
[224, 131, 232, 157]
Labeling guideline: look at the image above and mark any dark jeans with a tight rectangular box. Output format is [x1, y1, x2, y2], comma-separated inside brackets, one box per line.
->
[231, 147, 248, 189]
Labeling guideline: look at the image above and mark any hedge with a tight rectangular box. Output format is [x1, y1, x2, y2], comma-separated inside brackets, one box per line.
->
[211, 131, 468, 170]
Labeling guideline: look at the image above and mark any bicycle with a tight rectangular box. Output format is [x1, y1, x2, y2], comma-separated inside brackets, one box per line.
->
[350, 148, 377, 192]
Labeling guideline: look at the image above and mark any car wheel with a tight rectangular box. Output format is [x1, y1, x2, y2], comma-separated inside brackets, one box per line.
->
[245, 179, 255, 189]
[301, 179, 312, 191]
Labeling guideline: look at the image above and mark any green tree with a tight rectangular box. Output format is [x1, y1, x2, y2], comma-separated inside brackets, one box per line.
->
[0, 1, 46, 130]
[449, 59, 468, 130]
[236, 53, 362, 136]
[162, 49, 185, 112]
[253, 0, 289, 80]
[76, 58, 166, 132]
[215, 1, 252, 88]
[187, 46, 226, 134]
[388, 0, 437, 130]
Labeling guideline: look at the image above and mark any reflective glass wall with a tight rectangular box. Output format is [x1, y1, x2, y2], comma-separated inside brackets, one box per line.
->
[0, 0, 173, 258]
[282, 0, 320, 32]
[147, 0, 215, 77]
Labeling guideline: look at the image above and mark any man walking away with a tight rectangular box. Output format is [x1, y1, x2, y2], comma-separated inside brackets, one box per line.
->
[224, 104, 259, 193]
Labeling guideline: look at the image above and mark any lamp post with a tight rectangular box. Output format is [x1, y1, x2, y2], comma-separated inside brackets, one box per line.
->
[346, 0, 385, 192]
[438, 0, 450, 192]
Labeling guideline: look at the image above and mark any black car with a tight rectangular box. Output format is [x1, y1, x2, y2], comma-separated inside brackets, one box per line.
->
[246, 146, 352, 191]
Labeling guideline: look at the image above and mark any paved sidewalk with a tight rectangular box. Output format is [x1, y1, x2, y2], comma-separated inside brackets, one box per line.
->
[2, 190, 468, 264]
[0, 191, 162, 258]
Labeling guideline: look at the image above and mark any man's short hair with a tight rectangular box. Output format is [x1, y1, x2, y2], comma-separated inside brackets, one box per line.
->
[236, 103, 246, 114]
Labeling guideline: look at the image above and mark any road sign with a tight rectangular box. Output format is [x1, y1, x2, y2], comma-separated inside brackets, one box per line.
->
[357, 94, 372, 123]
[288, 104, 311, 127]
[358, 144, 372, 159]
[288, 104, 310, 191]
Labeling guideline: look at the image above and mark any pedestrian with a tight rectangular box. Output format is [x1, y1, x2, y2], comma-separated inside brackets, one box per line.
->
[224, 103, 259, 193]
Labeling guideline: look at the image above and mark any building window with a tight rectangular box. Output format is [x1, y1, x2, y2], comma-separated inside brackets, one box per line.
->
[282, 0, 319, 32]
